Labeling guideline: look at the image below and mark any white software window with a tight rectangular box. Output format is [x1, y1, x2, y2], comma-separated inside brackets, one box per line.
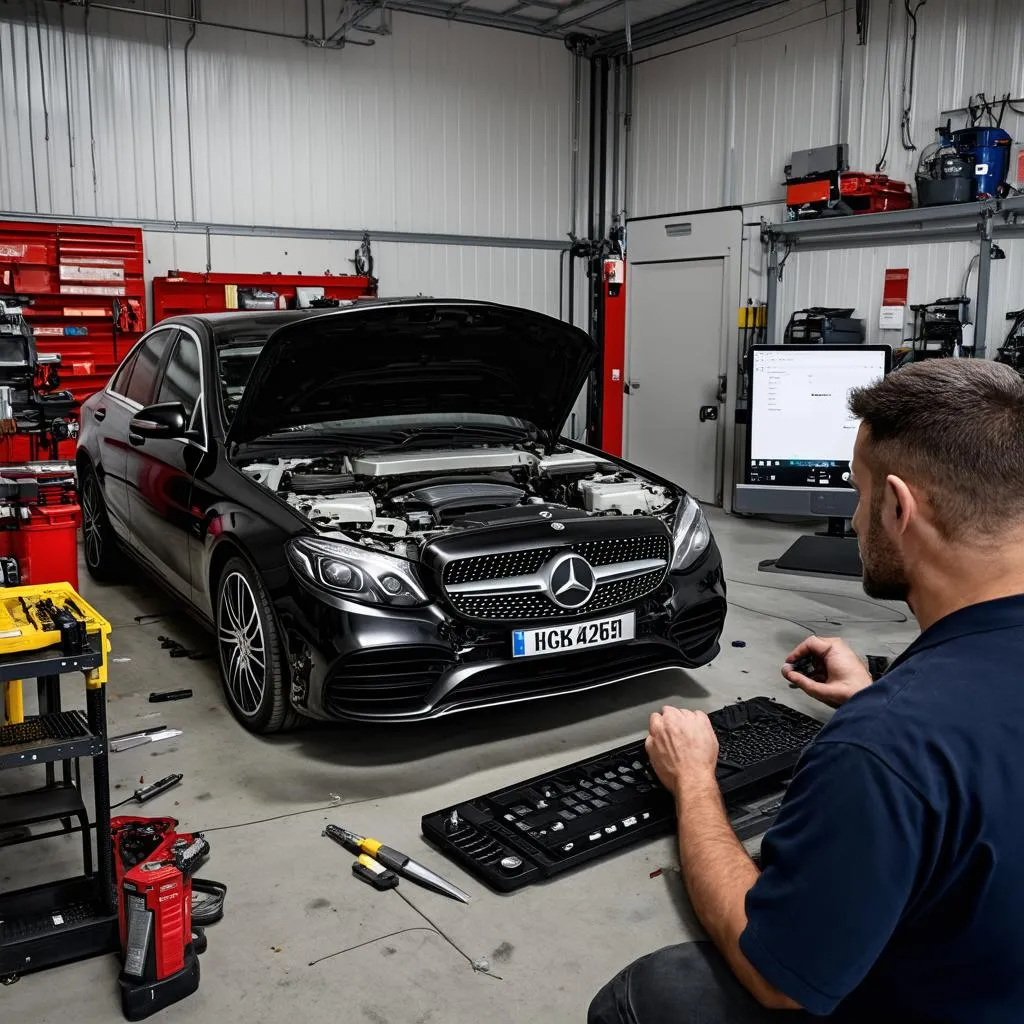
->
[750, 348, 888, 464]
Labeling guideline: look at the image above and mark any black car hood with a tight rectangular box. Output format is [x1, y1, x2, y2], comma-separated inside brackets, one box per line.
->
[225, 301, 597, 445]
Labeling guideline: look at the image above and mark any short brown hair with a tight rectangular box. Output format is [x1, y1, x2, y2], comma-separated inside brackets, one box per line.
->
[848, 359, 1024, 538]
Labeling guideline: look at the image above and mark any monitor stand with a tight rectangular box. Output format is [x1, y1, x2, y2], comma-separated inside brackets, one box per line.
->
[759, 518, 862, 580]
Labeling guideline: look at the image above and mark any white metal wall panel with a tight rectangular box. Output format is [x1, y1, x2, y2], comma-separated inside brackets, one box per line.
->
[631, 0, 1024, 354]
[631, 0, 1024, 213]
[631, 35, 731, 215]
[141, 229, 562, 316]
[0, 2, 573, 239]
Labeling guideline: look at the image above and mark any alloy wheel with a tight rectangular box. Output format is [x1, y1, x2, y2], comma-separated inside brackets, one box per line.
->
[81, 475, 105, 569]
[218, 571, 267, 716]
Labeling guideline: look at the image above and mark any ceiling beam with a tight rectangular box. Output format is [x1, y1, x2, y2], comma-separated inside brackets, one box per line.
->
[591, 0, 791, 55]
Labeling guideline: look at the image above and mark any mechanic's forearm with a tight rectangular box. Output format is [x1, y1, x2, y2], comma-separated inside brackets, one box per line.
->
[676, 775, 800, 1010]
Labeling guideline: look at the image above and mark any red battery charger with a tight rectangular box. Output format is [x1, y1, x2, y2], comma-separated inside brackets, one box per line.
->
[111, 817, 210, 1021]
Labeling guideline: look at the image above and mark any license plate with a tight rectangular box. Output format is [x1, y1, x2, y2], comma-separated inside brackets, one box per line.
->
[512, 612, 635, 658]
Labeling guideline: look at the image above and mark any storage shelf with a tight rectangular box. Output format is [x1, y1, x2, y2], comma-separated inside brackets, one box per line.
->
[0, 877, 118, 976]
[0, 711, 101, 770]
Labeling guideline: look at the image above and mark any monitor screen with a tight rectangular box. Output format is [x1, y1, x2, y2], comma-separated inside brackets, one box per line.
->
[746, 345, 890, 490]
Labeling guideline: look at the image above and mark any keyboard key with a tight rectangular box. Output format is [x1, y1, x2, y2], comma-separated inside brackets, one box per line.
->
[561, 841, 575, 853]
[607, 781, 624, 791]
[572, 804, 590, 815]
[622, 816, 638, 827]
[619, 774, 636, 784]
[559, 810, 576, 821]
[631, 760, 644, 771]
[592, 786, 609, 797]
[602, 771, 617, 781]
[579, 780, 594, 790]
[551, 821, 565, 832]
[512, 805, 531, 816]
[588, 831, 602, 842]
[592, 798, 609, 809]
[603, 824, 618, 835]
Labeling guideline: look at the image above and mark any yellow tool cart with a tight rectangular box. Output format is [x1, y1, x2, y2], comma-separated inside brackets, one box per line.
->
[0, 583, 117, 980]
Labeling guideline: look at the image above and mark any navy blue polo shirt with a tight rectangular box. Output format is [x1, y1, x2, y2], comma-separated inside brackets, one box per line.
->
[739, 595, 1024, 1021]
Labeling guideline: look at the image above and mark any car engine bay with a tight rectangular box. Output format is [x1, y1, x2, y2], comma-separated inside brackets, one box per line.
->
[238, 444, 678, 558]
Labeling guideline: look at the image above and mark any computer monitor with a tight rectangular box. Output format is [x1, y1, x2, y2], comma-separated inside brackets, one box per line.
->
[734, 345, 891, 578]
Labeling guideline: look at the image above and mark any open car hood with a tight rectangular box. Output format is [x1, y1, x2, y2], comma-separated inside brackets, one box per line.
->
[225, 301, 597, 445]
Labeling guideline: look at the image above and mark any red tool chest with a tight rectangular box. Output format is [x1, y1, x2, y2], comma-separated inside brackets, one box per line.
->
[152, 271, 377, 322]
[0, 220, 146, 406]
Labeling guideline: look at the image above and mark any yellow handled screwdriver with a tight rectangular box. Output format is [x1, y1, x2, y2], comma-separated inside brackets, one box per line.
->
[324, 825, 470, 903]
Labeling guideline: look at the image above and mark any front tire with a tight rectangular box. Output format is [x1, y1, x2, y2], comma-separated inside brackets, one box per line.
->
[80, 466, 121, 582]
[215, 556, 297, 733]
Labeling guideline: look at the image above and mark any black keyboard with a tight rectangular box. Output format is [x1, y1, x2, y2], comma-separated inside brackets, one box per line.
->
[422, 696, 823, 892]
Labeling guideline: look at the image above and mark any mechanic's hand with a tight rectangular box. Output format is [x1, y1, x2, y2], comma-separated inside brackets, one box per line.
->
[782, 635, 872, 709]
[645, 706, 720, 796]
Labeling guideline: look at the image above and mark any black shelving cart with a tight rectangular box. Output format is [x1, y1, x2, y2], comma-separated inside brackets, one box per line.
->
[0, 583, 115, 980]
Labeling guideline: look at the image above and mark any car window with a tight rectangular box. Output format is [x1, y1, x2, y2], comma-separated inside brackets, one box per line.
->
[109, 347, 140, 397]
[217, 339, 265, 423]
[124, 329, 175, 407]
[156, 334, 201, 420]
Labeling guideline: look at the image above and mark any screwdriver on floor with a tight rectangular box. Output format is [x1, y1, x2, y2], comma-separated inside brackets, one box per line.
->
[323, 824, 470, 903]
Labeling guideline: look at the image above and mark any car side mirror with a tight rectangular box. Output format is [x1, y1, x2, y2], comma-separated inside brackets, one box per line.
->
[130, 402, 188, 441]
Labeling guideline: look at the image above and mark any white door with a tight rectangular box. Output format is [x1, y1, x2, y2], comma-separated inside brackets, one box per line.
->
[625, 258, 726, 503]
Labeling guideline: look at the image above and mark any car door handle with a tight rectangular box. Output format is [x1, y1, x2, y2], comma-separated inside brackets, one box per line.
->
[94, 407, 107, 422]
[129, 431, 145, 447]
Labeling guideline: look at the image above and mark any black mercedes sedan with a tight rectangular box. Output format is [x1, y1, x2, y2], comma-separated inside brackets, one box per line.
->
[77, 300, 726, 733]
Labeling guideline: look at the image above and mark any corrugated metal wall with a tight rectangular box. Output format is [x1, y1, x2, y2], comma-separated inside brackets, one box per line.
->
[630, 0, 1024, 347]
[0, 1, 575, 317]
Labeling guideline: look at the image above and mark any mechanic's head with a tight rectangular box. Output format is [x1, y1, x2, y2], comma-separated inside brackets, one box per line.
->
[848, 359, 1024, 602]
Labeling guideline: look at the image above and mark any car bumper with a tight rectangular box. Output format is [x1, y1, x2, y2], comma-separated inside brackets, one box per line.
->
[275, 548, 726, 723]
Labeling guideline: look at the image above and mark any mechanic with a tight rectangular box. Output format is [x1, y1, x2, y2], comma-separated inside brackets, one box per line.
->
[589, 359, 1024, 1023]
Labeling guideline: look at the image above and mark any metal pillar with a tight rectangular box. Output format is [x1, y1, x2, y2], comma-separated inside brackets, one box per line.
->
[765, 235, 779, 346]
[975, 211, 993, 357]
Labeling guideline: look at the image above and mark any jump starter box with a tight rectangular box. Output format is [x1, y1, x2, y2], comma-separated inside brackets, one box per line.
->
[111, 816, 210, 1021]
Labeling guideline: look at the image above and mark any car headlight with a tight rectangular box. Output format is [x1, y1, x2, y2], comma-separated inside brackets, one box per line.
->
[287, 536, 427, 607]
[670, 495, 711, 572]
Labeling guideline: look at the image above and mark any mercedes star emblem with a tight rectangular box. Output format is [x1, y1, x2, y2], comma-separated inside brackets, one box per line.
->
[546, 553, 597, 609]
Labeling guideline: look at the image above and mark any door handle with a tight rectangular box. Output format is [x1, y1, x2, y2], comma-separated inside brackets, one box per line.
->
[129, 432, 145, 447]
[94, 407, 107, 422]
[624, 379, 640, 395]
[699, 406, 718, 422]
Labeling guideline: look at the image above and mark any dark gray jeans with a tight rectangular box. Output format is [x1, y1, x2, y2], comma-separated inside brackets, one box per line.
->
[588, 941, 814, 1024]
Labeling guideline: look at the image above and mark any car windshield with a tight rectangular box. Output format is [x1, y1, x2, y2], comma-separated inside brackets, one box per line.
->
[216, 335, 532, 439]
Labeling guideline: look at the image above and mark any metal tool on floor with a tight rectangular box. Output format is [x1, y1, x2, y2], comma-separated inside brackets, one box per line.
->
[323, 824, 470, 903]
[352, 853, 399, 891]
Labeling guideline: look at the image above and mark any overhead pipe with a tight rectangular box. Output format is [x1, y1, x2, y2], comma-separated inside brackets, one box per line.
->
[38, 1, 374, 48]
[59, 1, 75, 214]
[164, 0, 178, 224]
[183, 0, 198, 221]
[83, 1, 99, 208]
[22, 8, 40, 211]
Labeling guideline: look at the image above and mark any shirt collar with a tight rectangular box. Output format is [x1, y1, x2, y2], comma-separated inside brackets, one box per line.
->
[890, 593, 1024, 671]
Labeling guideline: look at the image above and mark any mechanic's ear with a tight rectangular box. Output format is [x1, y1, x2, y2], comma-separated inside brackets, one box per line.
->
[885, 475, 915, 534]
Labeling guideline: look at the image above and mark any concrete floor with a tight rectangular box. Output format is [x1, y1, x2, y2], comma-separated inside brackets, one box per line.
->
[3, 511, 918, 1023]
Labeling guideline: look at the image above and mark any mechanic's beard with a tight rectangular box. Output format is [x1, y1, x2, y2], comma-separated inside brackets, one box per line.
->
[859, 502, 910, 602]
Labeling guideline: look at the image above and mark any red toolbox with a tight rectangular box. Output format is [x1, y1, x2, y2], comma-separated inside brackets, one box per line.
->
[11, 504, 80, 591]
[839, 173, 913, 213]
[152, 270, 377, 322]
[0, 463, 80, 589]
[0, 220, 147, 459]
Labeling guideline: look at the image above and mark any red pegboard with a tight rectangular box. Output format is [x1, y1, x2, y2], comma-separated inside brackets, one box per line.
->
[152, 270, 377, 322]
[0, 219, 147, 405]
